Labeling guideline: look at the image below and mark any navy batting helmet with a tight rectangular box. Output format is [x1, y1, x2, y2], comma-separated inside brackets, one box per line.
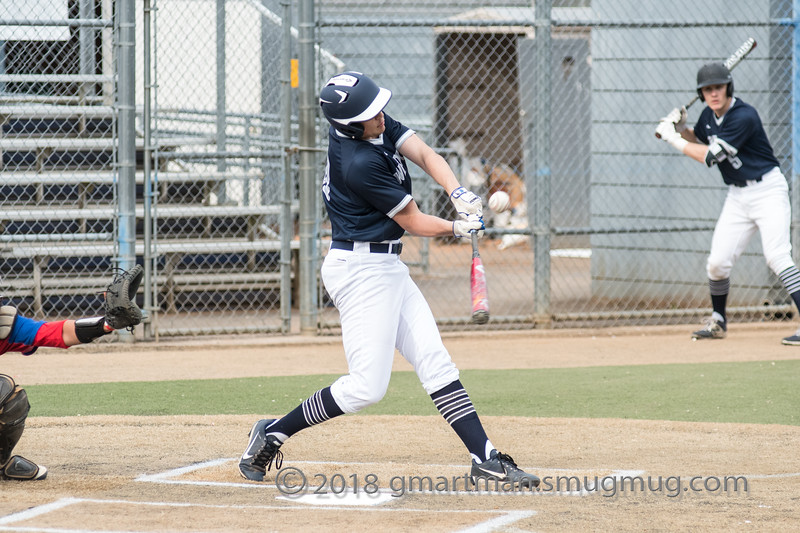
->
[319, 72, 391, 139]
[696, 62, 733, 102]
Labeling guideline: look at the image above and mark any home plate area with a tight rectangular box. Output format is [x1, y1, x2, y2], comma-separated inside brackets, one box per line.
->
[3, 453, 788, 532]
[0, 458, 625, 533]
[134, 457, 606, 499]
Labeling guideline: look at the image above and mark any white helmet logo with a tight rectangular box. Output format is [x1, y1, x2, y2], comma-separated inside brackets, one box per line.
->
[334, 89, 348, 103]
[327, 73, 359, 87]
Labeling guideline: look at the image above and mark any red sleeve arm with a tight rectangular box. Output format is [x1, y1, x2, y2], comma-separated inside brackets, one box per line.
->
[32, 320, 69, 349]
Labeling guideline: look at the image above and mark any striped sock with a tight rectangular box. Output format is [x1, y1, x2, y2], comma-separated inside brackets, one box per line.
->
[778, 266, 800, 312]
[265, 387, 344, 443]
[431, 380, 493, 462]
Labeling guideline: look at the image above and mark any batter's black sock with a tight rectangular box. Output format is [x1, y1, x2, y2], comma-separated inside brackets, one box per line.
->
[709, 278, 729, 324]
[265, 387, 344, 443]
[777, 266, 800, 312]
[431, 380, 493, 463]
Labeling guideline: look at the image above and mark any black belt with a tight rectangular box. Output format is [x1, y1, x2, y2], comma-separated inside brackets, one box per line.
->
[732, 178, 762, 188]
[331, 240, 403, 255]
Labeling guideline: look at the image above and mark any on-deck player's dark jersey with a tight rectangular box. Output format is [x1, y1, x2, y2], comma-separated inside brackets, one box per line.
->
[693, 98, 780, 186]
[322, 113, 416, 242]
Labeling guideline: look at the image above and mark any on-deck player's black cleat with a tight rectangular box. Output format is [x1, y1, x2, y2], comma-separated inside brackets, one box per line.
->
[692, 317, 727, 340]
[238, 418, 283, 482]
[1, 455, 47, 481]
[781, 327, 800, 345]
[470, 450, 540, 488]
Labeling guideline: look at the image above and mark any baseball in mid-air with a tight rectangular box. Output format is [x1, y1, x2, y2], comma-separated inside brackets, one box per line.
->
[488, 191, 510, 213]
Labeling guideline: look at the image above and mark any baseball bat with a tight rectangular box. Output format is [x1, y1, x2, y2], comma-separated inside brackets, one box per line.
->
[470, 231, 489, 325]
[655, 37, 757, 138]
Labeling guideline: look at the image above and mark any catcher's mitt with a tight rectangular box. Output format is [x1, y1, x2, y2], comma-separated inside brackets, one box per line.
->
[104, 265, 144, 330]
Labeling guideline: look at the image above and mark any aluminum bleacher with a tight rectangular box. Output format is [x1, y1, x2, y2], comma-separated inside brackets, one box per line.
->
[1, 103, 295, 319]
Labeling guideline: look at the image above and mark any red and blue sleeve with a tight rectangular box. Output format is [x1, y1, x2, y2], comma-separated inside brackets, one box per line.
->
[0, 315, 68, 356]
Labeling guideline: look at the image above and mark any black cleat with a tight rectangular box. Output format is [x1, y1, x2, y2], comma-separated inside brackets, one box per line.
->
[238, 419, 283, 482]
[692, 317, 727, 340]
[781, 327, 800, 346]
[470, 450, 540, 488]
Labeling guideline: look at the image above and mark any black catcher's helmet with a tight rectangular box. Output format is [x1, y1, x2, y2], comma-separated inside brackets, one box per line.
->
[319, 72, 391, 139]
[696, 62, 733, 102]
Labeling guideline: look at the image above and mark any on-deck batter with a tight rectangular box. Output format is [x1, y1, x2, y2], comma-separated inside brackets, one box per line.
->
[239, 71, 540, 488]
[656, 62, 800, 344]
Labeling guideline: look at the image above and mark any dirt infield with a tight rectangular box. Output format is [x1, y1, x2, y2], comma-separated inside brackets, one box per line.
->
[2, 323, 799, 531]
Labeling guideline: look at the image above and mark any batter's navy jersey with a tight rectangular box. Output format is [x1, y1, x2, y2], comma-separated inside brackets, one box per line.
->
[693, 98, 780, 186]
[322, 113, 416, 242]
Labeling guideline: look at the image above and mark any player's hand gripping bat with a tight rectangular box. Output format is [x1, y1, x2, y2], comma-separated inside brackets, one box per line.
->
[470, 231, 489, 324]
[655, 37, 757, 138]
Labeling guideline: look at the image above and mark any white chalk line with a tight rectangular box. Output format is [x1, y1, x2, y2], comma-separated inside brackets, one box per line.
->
[741, 472, 800, 479]
[0, 498, 81, 525]
[0, 497, 535, 533]
[454, 510, 537, 533]
[135, 457, 231, 481]
[0, 527, 146, 533]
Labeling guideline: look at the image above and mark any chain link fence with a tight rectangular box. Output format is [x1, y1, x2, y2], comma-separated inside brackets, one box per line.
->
[1, 0, 116, 322]
[2, 0, 798, 339]
[144, 0, 298, 336]
[316, 0, 797, 331]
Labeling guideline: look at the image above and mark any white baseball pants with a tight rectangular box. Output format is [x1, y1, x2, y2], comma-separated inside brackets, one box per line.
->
[707, 167, 795, 280]
[321, 244, 460, 414]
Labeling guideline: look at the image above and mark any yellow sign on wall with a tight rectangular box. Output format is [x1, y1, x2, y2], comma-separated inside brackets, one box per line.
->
[291, 59, 299, 88]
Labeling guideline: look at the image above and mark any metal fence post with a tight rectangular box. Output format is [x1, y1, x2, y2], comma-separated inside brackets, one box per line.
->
[117, 0, 136, 341]
[142, 0, 155, 339]
[298, 0, 319, 333]
[78, 0, 93, 111]
[280, 0, 294, 333]
[532, 0, 552, 327]
[793, 0, 800, 262]
[216, 0, 227, 204]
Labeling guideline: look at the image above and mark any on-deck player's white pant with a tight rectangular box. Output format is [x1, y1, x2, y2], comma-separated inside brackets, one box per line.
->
[707, 167, 795, 281]
[321, 243, 460, 414]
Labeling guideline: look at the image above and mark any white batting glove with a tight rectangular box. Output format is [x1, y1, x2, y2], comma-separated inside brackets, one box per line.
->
[665, 106, 688, 132]
[656, 118, 688, 152]
[450, 186, 483, 219]
[453, 215, 485, 238]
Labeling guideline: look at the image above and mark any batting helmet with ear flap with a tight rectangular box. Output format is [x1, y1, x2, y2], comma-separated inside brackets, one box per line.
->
[696, 62, 733, 102]
[319, 72, 392, 139]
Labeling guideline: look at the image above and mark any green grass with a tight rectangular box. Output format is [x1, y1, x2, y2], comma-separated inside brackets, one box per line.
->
[25, 360, 800, 425]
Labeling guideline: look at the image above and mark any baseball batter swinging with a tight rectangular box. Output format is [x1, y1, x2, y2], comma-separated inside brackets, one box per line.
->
[657, 62, 800, 344]
[239, 71, 540, 488]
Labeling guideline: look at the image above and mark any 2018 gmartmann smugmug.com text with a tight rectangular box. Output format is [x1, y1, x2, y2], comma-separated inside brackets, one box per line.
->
[273, 466, 749, 498]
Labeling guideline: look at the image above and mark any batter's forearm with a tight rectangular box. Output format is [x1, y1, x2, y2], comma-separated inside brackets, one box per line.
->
[425, 154, 461, 195]
[683, 141, 709, 164]
[676, 130, 707, 164]
[394, 212, 456, 237]
[400, 135, 460, 194]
